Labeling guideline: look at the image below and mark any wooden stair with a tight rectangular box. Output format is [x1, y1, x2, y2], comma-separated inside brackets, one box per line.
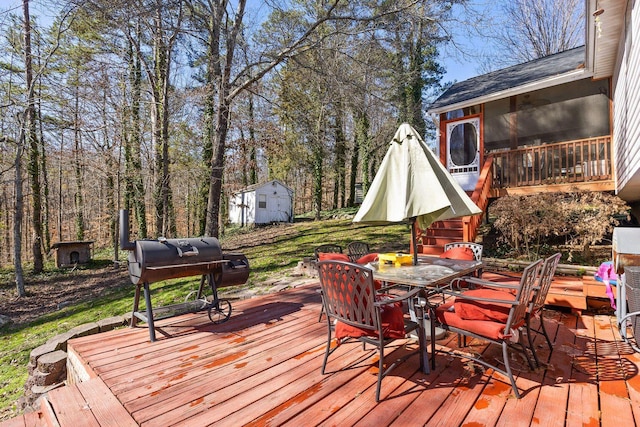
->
[0, 377, 137, 427]
[411, 156, 493, 255]
[416, 218, 464, 255]
[414, 156, 494, 256]
[42, 377, 136, 427]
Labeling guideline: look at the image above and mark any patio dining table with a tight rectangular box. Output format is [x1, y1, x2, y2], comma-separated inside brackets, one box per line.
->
[366, 255, 484, 370]
[369, 255, 483, 289]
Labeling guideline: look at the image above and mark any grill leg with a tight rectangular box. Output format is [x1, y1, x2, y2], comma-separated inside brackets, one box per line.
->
[131, 284, 141, 328]
[143, 282, 156, 342]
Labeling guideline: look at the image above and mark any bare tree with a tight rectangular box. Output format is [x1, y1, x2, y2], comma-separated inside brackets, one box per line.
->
[493, 0, 584, 64]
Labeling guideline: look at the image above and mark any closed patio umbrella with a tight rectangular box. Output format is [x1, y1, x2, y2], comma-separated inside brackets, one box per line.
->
[353, 123, 482, 265]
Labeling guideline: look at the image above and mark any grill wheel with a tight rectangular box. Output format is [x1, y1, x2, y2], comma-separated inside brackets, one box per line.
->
[208, 300, 232, 324]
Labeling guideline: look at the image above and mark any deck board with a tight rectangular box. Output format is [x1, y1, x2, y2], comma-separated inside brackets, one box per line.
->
[35, 281, 640, 426]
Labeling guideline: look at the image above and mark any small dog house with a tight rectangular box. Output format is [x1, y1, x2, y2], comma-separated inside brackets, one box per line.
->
[51, 241, 94, 268]
[229, 180, 294, 225]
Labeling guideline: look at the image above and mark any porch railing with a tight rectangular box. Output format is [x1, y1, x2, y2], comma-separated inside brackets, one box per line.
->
[490, 136, 612, 188]
[463, 155, 493, 242]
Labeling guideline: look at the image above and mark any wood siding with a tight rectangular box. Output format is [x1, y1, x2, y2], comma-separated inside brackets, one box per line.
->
[613, 0, 640, 199]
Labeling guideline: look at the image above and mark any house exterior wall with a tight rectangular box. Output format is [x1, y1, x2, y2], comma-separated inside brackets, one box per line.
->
[484, 78, 611, 151]
[612, 0, 640, 204]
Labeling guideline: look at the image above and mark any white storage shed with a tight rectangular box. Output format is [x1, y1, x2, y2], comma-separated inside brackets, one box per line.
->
[228, 180, 294, 225]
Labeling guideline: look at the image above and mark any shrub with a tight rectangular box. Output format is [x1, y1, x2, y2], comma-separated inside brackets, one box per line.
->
[491, 193, 565, 260]
[490, 191, 629, 262]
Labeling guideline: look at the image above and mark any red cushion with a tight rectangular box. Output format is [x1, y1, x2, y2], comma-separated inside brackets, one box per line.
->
[335, 295, 405, 340]
[356, 253, 379, 264]
[435, 301, 511, 340]
[440, 247, 475, 261]
[318, 252, 350, 262]
[454, 289, 513, 322]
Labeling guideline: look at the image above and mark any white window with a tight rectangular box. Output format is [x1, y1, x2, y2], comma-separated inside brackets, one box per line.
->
[258, 194, 267, 209]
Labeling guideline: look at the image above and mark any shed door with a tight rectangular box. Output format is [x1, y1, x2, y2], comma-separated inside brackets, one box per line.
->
[446, 117, 480, 191]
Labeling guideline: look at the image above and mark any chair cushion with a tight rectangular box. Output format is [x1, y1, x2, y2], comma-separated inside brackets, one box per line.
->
[435, 301, 510, 340]
[440, 247, 475, 261]
[335, 295, 405, 340]
[356, 253, 379, 264]
[318, 252, 350, 262]
[454, 289, 513, 322]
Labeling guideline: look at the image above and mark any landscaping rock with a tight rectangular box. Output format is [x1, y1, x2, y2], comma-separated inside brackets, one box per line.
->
[29, 341, 59, 366]
[97, 316, 127, 332]
[0, 314, 12, 327]
[68, 322, 100, 338]
[36, 350, 67, 383]
[45, 331, 75, 352]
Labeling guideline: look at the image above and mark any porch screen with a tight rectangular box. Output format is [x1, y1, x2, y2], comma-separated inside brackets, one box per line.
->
[449, 122, 478, 166]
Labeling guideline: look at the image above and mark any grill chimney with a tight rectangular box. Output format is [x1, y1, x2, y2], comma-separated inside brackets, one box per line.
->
[119, 209, 136, 251]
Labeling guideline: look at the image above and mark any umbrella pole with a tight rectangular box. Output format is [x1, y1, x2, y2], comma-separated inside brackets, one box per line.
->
[412, 218, 418, 265]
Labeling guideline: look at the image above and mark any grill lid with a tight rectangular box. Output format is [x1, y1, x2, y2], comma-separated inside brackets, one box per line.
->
[127, 237, 224, 284]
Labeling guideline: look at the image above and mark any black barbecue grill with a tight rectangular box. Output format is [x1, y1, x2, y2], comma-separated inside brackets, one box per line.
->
[120, 209, 249, 341]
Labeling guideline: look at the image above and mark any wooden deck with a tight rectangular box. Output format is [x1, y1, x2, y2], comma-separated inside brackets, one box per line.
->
[4, 281, 640, 427]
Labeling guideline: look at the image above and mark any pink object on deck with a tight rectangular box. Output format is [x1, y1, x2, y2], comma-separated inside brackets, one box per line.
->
[595, 261, 617, 309]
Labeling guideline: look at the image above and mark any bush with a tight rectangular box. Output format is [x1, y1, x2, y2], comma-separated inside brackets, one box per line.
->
[490, 191, 629, 262]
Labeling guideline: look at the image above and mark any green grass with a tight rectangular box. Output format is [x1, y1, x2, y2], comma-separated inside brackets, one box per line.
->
[0, 215, 410, 420]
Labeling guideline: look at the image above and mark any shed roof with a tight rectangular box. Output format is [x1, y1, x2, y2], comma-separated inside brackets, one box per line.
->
[428, 46, 587, 114]
[51, 241, 95, 248]
[232, 179, 293, 195]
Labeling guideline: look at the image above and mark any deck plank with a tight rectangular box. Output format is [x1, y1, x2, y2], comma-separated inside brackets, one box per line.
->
[593, 314, 637, 427]
[566, 313, 602, 427]
[50, 282, 640, 426]
[75, 378, 137, 427]
[44, 384, 101, 427]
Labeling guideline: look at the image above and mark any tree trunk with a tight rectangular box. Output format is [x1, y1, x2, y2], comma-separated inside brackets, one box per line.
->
[312, 113, 325, 221]
[334, 107, 346, 209]
[23, 0, 43, 273]
[150, 5, 179, 238]
[203, 0, 246, 237]
[73, 78, 85, 241]
[355, 112, 370, 194]
[129, 29, 147, 238]
[205, 98, 230, 237]
[14, 129, 26, 297]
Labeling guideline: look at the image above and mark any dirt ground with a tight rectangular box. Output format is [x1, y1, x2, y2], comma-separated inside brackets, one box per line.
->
[0, 267, 130, 326]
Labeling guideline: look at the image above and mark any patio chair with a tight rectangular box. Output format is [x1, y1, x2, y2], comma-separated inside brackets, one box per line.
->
[442, 242, 484, 277]
[524, 252, 561, 363]
[317, 260, 428, 402]
[314, 244, 343, 260]
[347, 241, 371, 262]
[432, 258, 543, 398]
[314, 244, 346, 322]
[459, 252, 562, 366]
[443, 242, 483, 262]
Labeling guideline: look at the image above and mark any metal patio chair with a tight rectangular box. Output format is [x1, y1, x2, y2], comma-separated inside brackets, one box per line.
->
[443, 242, 483, 262]
[459, 252, 562, 366]
[317, 260, 428, 402]
[432, 258, 543, 398]
[314, 244, 345, 322]
[443, 242, 484, 277]
[314, 244, 343, 260]
[347, 241, 371, 262]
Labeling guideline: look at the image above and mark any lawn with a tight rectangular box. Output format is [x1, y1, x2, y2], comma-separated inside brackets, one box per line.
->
[0, 215, 410, 421]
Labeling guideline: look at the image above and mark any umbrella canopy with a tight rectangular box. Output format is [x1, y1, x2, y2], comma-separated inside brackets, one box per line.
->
[353, 123, 482, 263]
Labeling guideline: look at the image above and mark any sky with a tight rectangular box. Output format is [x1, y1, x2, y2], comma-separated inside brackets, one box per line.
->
[437, 1, 495, 85]
[1, 0, 491, 86]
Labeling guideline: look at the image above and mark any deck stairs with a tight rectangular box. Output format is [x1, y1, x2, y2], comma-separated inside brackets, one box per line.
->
[1, 376, 136, 427]
[416, 156, 494, 255]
